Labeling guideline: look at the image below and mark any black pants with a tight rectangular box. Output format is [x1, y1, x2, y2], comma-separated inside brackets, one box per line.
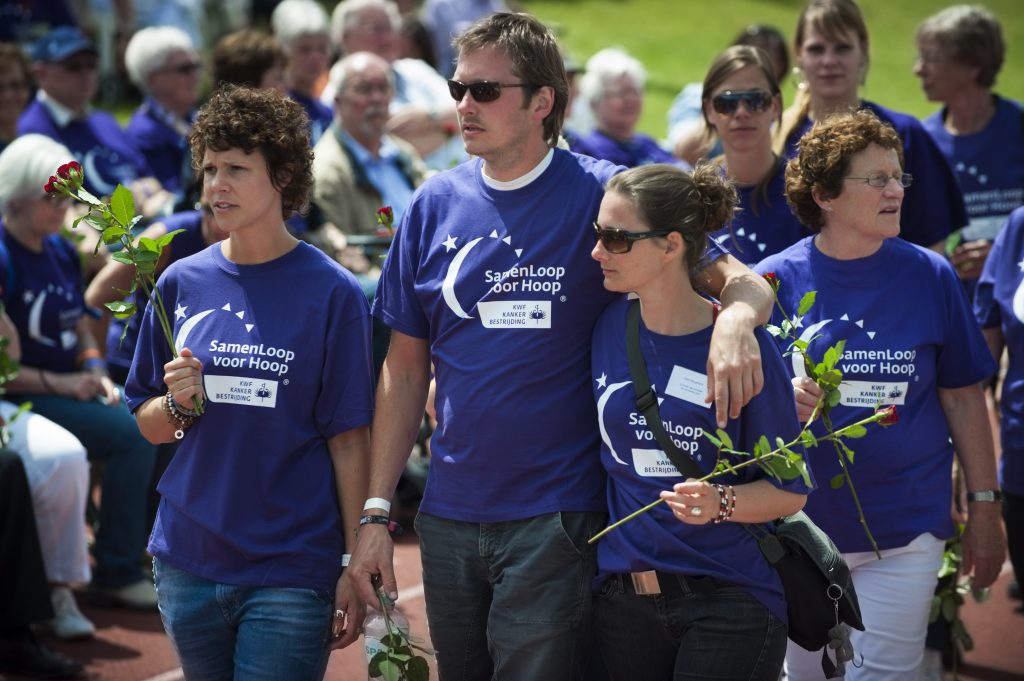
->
[0, 450, 52, 634]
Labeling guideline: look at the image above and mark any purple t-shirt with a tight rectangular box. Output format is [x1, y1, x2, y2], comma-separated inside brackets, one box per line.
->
[125, 98, 194, 196]
[572, 130, 679, 168]
[974, 206, 1024, 495]
[0, 225, 83, 375]
[713, 160, 811, 266]
[18, 99, 154, 197]
[290, 90, 334, 146]
[105, 210, 207, 375]
[783, 100, 967, 250]
[374, 149, 727, 523]
[757, 237, 995, 552]
[125, 241, 374, 590]
[592, 303, 809, 622]
[922, 96, 1024, 243]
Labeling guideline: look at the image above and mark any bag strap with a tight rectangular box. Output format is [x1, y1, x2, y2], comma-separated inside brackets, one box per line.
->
[625, 300, 703, 480]
[624, 300, 783, 546]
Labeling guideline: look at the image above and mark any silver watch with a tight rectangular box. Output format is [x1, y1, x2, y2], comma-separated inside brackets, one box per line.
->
[966, 489, 1004, 503]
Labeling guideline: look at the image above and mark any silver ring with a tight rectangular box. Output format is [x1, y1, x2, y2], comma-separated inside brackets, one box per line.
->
[690, 506, 703, 517]
[334, 609, 345, 619]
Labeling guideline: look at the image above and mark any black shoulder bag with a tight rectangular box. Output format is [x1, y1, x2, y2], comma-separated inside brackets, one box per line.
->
[624, 300, 864, 678]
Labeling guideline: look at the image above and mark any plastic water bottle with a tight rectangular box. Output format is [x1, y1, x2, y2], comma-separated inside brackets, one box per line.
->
[363, 601, 410, 677]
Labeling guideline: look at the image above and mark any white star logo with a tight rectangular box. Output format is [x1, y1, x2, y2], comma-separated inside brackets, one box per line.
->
[1017, 259, 1024, 272]
[22, 290, 34, 304]
[442, 234, 458, 252]
[175, 304, 188, 320]
[596, 372, 608, 389]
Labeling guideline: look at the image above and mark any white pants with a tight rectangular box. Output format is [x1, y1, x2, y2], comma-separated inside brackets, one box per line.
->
[3, 401, 91, 585]
[785, 532, 945, 681]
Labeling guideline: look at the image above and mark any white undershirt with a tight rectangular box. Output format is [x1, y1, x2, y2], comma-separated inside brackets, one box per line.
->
[481, 148, 555, 191]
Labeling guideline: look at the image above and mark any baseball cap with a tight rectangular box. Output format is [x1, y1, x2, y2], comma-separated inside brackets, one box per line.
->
[31, 25, 98, 63]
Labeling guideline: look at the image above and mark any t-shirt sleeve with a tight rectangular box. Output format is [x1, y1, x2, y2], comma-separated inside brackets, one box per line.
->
[936, 256, 997, 388]
[315, 283, 375, 437]
[973, 216, 1011, 330]
[736, 329, 813, 493]
[124, 276, 175, 412]
[372, 196, 430, 338]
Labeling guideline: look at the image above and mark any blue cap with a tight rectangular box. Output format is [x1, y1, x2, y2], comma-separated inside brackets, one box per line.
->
[31, 25, 98, 63]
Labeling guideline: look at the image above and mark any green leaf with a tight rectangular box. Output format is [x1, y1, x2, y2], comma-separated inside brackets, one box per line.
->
[101, 225, 127, 246]
[797, 290, 817, 316]
[823, 345, 839, 371]
[716, 429, 733, 451]
[826, 388, 842, 408]
[157, 228, 186, 249]
[799, 430, 818, 449]
[379, 659, 402, 681]
[941, 596, 957, 623]
[138, 236, 160, 252]
[368, 651, 388, 677]
[111, 251, 134, 265]
[110, 184, 135, 227]
[757, 435, 772, 458]
[703, 431, 721, 449]
[105, 300, 136, 315]
[843, 424, 867, 439]
[945, 229, 963, 258]
[765, 323, 782, 337]
[830, 473, 846, 489]
[408, 656, 430, 681]
[837, 439, 855, 464]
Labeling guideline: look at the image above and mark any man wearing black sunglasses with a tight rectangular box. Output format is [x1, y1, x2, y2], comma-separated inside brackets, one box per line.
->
[349, 12, 774, 681]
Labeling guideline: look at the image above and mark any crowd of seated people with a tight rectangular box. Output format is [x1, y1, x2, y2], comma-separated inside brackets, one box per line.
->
[0, 1, 1020, 679]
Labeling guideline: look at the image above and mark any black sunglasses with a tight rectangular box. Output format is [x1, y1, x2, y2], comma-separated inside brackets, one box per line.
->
[447, 79, 528, 103]
[710, 89, 773, 115]
[594, 222, 675, 254]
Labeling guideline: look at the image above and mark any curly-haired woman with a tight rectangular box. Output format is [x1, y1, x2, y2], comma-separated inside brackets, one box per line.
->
[758, 109, 1004, 681]
[125, 85, 374, 680]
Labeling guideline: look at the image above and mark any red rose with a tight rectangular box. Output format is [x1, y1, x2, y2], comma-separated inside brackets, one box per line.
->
[763, 272, 779, 290]
[376, 206, 394, 227]
[875, 405, 899, 427]
[44, 176, 59, 195]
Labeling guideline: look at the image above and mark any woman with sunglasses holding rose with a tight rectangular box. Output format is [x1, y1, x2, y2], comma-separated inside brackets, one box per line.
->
[776, 0, 964, 253]
[757, 109, 1004, 681]
[589, 162, 810, 681]
[700, 45, 811, 266]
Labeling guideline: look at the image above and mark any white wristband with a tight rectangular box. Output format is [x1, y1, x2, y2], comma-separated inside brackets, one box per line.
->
[341, 553, 351, 567]
[363, 497, 392, 514]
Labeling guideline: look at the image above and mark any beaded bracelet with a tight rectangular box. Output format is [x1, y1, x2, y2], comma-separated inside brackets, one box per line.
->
[163, 390, 198, 440]
[712, 484, 736, 524]
[38, 368, 56, 394]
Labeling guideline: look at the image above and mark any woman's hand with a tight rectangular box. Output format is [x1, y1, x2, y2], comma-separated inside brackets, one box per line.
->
[330, 570, 367, 651]
[950, 239, 992, 281]
[791, 376, 823, 422]
[661, 479, 719, 525]
[162, 347, 205, 408]
[55, 371, 107, 402]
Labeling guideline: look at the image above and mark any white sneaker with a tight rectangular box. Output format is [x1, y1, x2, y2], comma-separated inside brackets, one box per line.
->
[50, 587, 96, 640]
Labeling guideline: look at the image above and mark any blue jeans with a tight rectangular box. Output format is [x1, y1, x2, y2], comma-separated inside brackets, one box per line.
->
[595, 573, 787, 681]
[153, 558, 334, 681]
[415, 510, 606, 681]
[21, 392, 155, 588]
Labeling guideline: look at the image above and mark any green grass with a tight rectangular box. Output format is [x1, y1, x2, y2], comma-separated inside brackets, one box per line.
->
[522, 0, 1024, 139]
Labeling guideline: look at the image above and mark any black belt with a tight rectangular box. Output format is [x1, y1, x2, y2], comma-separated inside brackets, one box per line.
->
[611, 570, 724, 596]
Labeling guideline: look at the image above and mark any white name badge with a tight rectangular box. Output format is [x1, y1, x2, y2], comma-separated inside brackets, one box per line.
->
[632, 448, 683, 477]
[205, 375, 278, 408]
[839, 380, 908, 407]
[477, 301, 552, 328]
[664, 365, 711, 408]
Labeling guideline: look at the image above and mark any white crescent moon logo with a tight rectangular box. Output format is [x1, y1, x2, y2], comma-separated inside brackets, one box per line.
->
[1012, 278, 1024, 324]
[27, 290, 57, 347]
[791, 318, 832, 377]
[174, 309, 216, 351]
[83, 150, 118, 196]
[597, 380, 632, 466]
[442, 236, 484, 319]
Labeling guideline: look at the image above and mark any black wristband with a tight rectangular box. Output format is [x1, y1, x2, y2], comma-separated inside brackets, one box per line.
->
[359, 515, 404, 535]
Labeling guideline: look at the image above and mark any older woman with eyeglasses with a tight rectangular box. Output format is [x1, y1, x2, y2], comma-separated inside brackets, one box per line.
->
[589, 162, 810, 680]
[571, 48, 680, 169]
[915, 5, 1024, 285]
[757, 109, 1005, 681]
[776, 0, 965, 253]
[0, 134, 158, 610]
[124, 26, 202, 210]
[701, 45, 811, 265]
